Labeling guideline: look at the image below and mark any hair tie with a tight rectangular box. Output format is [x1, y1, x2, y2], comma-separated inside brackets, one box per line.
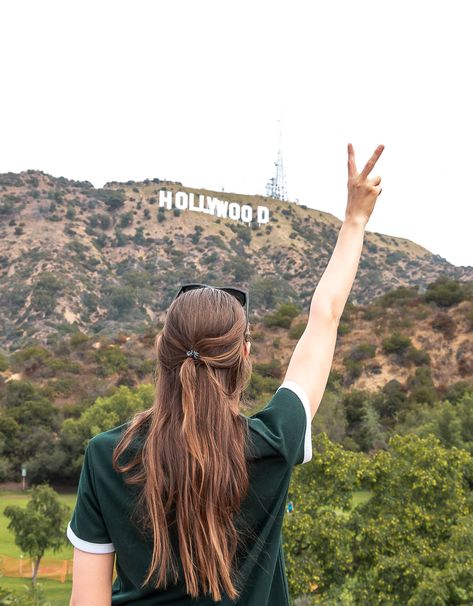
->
[186, 349, 200, 360]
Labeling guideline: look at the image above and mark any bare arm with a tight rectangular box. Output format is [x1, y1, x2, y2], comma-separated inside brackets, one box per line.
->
[283, 143, 384, 418]
[69, 548, 115, 606]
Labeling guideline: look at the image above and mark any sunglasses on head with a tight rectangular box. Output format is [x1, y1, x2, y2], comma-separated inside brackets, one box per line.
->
[173, 283, 249, 330]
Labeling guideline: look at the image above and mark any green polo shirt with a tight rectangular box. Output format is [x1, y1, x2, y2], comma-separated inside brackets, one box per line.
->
[67, 380, 312, 605]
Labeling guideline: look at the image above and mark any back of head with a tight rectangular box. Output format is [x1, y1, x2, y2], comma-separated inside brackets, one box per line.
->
[113, 286, 252, 601]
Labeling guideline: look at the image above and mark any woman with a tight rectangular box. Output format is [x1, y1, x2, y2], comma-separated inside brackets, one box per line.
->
[67, 143, 384, 605]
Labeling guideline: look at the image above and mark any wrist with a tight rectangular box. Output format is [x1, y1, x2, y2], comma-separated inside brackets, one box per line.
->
[343, 215, 368, 229]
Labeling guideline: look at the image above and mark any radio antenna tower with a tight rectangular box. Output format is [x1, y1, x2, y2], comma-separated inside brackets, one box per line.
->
[265, 121, 287, 201]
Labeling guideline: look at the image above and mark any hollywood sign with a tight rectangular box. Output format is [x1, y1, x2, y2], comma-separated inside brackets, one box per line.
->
[158, 190, 270, 224]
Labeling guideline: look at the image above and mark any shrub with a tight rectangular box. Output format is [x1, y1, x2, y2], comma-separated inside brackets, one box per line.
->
[405, 346, 431, 366]
[443, 380, 473, 404]
[347, 343, 376, 362]
[247, 372, 280, 400]
[343, 357, 362, 382]
[376, 285, 419, 307]
[94, 345, 129, 376]
[289, 321, 306, 340]
[337, 322, 351, 336]
[431, 312, 456, 338]
[43, 357, 82, 374]
[263, 303, 301, 329]
[12, 345, 52, 371]
[424, 276, 470, 308]
[119, 211, 134, 227]
[89, 213, 111, 230]
[202, 251, 219, 265]
[95, 188, 126, 210]
[31, 272, 64, 314]
[69, 331, 89, 347]
[0, 353, 9, 371]
[114, 230, 129, 247]
[254, 358, 283, 379]
[109, 286, 136, 317]
[47, 377, 77, 396]
[249, 331, 265, 342]
[382, 332, 412, 354]
[406, 367, 437, 405]
[249, 275, 297, 310]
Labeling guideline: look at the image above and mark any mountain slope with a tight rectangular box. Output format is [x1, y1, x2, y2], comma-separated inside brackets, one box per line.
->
[0, 168, 472, 351]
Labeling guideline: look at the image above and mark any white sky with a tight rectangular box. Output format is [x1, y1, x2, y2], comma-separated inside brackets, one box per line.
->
[1, 0, 472, 266]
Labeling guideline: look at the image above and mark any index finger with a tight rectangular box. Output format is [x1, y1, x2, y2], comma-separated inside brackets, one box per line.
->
[360, 145, 385, 179]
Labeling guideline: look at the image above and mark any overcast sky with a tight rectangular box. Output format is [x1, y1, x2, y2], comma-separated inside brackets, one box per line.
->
[1, 1, 472, 266]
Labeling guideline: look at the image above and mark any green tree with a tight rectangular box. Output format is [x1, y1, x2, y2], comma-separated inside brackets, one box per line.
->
[60, 384, 154, 477]
[284, 433, 367, 599]
[358, 402, 387, 452]
[3, 485, 70, 585]
[348, 434, 473, 604]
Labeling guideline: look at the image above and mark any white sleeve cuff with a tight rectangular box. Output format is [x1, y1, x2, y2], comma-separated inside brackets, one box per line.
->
[277, 380, 313, 464]
[67, 522, 115, 554]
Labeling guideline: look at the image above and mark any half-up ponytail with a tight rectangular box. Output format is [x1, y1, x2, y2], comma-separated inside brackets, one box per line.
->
[113, 287, 252, 601]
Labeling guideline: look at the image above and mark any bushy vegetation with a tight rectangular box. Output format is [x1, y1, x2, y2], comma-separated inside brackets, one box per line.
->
[423, 275, 472, 308]
[284, 431, 473, 604]
[382, 331, 412, 355]
[289, 321, 306, 340]
[263, 302, 301, 329]
[94, 188, 126, 210]
[31, 273, 65, 315]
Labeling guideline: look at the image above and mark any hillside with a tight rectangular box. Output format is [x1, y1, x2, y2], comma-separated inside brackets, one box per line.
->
[0, 168, 472, 352]
[1, 273, 472, 409]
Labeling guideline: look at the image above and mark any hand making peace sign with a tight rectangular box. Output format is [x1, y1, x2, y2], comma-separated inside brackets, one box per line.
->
[345, 143, 385, 227]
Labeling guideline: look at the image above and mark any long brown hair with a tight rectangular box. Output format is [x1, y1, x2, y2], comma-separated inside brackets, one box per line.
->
[112, 287, 252, 601]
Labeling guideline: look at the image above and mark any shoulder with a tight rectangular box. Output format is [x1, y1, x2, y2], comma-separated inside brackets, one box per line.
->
[244, 381, 312, 466]
[88, 422, 130, 452]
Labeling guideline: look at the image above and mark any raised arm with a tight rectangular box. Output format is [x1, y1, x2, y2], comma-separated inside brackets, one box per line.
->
[283, 143, 385, 419]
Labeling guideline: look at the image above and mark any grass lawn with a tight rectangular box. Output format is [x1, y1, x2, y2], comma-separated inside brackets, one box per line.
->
[0, 576, 72, 606]
[0, 490, 76, 560]
[0, 488, 373, 605]
[0, 490, 76, 604]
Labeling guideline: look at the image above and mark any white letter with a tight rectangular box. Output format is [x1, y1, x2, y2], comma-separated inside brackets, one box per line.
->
[206, 196, 219, 215]
[159, 190, 173, 209]
[241, 205, 253, 223]
[175, 192, 188, 210]
[215, 199, 229, 218]
[198, 194, 209, 213]
[188, 193, 201, 212]
[206, 197, 228, 218]
[228, 202, 241, 221]
[257, 206, 270, 224]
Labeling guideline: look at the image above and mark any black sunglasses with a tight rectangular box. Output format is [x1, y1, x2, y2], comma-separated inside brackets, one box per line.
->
[174, 283, 249, 330]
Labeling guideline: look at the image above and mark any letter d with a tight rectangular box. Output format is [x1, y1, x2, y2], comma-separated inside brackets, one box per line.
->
[257, 206, 270, 224]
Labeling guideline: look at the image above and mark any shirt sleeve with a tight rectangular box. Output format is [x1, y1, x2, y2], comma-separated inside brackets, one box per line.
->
[249, 380, 312, 466]
[66, 439, 115, 554]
